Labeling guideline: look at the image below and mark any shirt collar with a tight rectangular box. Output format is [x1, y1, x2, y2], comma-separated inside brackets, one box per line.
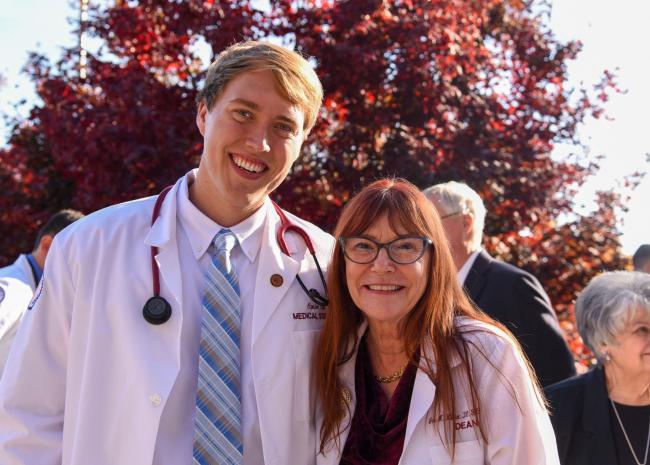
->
[176, 170, 267, 263]
[25, 253, 43, 283]
[457, 248, 481, 285]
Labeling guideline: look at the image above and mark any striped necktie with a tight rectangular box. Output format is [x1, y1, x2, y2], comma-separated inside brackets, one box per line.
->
[193, 229, 242, 465]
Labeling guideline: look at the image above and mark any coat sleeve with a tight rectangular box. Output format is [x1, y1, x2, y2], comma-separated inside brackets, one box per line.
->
[478, 334, 560, 465]
[0, 238, 72, 465]
[509, 273, 576, 387]
[0, 277, 34, 375]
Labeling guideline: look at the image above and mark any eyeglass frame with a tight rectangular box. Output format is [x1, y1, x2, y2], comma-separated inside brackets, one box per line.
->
[338, 235, 433, 265]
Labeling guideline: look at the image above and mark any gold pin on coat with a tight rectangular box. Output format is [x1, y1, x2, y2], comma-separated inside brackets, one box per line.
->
[340, 387, 352, 406]
[270, 274, 284, 287]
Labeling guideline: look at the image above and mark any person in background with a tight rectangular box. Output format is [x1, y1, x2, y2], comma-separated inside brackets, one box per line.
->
[315, 178, 558, 465]
[0, 209, 83, 374]
[633, 244, 650, 273]
[545, 271, 650, 465]
[0, 41, 332, 465]
[423, 181, 576, 386]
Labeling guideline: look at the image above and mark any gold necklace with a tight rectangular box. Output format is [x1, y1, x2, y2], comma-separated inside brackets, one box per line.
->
[374, 363, 408, 384]
[610, 399, 650, 465]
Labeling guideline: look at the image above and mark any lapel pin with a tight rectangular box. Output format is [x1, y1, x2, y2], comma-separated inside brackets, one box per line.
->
[270, 274, 284, 287]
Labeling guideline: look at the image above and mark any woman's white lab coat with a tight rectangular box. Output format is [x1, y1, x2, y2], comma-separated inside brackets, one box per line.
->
[317, 319, 560, 465]
[0, 174, 333, 465]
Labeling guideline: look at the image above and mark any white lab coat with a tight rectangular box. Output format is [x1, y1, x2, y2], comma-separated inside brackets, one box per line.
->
[0, 255, 37, 375]
[317, 319, 560, 465]
[0, 175, 334, 465]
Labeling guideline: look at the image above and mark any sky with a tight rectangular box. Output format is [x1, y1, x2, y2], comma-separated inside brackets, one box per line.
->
[1, 0, 648, 254]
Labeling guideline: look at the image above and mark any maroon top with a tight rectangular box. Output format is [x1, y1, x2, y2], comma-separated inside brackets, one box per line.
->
[340, 339, 418, 465]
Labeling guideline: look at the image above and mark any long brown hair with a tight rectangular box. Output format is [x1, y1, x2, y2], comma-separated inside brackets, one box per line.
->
[314, 178, 540, 454]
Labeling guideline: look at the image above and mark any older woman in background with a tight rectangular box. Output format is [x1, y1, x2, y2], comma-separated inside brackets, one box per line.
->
[315, 179, 558, 465]
[545, 271, 650, 465]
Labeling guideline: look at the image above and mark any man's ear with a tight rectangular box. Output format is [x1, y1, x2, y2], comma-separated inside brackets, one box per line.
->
[39, 235, 54, 255]
[462, 212, 474, 239]
[196, 101, 208, 136]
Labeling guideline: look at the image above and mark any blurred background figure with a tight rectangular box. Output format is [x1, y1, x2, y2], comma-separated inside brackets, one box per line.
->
[633, 245, 650, 273]
[423, 181, 575, 387]
[545, 271, 650, 465]
[0, 209, 83, 374]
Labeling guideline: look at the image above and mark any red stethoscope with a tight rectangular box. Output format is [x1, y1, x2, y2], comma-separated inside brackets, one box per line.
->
[142, 186, 329, 325]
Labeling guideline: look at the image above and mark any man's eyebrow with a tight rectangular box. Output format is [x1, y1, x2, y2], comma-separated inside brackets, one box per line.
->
[229, 98, 259, 110]
[229, 98, 300, 127]
[276, 114, 299, 127]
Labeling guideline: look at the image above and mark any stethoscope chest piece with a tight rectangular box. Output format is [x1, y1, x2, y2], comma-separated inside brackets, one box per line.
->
[143, 296, 172, 325]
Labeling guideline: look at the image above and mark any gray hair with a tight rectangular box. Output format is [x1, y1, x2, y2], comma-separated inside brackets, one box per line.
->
[422, 181, 486, 250]
[576, 271, 650, 360]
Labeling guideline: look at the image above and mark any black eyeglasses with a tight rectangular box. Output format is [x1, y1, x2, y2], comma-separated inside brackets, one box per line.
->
[339, 236, 432, 264]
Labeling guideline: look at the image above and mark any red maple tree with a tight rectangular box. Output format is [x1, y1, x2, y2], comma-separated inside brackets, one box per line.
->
[0, 0, 629, 364]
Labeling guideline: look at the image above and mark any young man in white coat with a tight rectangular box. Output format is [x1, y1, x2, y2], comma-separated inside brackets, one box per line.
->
[0, 41, 333, 465]
[0, 209, 83, 375]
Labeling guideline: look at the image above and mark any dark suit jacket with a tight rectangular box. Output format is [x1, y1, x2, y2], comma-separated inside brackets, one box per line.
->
[464, 250, 576, 386]
[544, 367, 617, 465]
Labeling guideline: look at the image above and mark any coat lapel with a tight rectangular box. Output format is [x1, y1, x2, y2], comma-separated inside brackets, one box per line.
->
[144, 178, 184, 312]
[403, 362, 436, 449]
[463, 250, 491, 304]
[251, 200, 302, 343]
[401, 342, 462, 460]
[584, 367, 617, 465]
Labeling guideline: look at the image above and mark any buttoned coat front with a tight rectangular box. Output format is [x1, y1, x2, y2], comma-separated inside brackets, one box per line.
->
[0, 175, 334, 465]
[316, 319, 560, 465]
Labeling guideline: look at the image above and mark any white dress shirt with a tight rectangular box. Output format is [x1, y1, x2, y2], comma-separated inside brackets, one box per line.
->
[457, 249, 481, 285]
[152, 172, 267, 465]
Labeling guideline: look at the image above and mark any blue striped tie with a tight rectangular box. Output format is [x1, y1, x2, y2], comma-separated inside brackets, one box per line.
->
[193, 229, 242, 465]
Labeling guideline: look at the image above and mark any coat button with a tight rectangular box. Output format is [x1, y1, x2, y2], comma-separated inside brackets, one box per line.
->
[149, 393, 162, 406]
[270, 274, 284, 287]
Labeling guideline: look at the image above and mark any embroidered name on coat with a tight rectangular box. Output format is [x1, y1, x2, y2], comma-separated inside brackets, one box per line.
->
[292, 312, 326, 320]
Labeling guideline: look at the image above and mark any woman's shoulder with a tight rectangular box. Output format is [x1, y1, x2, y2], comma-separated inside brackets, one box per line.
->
[454, 317, 515, 356]
[544, 369, 596, 405]
[451, 317, 539, 388]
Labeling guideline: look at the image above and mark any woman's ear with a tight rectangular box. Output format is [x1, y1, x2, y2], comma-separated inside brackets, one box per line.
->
[599, 344, 611, 362]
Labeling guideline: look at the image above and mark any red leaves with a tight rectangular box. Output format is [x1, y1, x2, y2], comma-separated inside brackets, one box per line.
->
[1, 0, 624, 364]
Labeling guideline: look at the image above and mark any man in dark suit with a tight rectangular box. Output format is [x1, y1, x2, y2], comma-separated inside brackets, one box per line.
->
[424, 181, 576, 386]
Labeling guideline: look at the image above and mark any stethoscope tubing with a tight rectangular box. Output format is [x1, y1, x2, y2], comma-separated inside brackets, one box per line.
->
[144, 186, 328, 324]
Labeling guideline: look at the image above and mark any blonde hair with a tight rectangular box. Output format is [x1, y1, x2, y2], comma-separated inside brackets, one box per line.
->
[196, 41, 323, 133]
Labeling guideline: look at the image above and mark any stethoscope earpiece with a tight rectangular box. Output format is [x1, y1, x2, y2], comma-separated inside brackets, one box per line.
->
[143, 296, 172, 325]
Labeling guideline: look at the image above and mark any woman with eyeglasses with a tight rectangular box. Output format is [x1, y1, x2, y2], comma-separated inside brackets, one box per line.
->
[314, 179, 559, 465]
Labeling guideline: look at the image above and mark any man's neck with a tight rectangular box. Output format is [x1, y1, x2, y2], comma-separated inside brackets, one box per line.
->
[456, 248, 481, 285]
[30, 250, 46, 270]
[188, 176, 264, 227]
[455, 246, 480, 271]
